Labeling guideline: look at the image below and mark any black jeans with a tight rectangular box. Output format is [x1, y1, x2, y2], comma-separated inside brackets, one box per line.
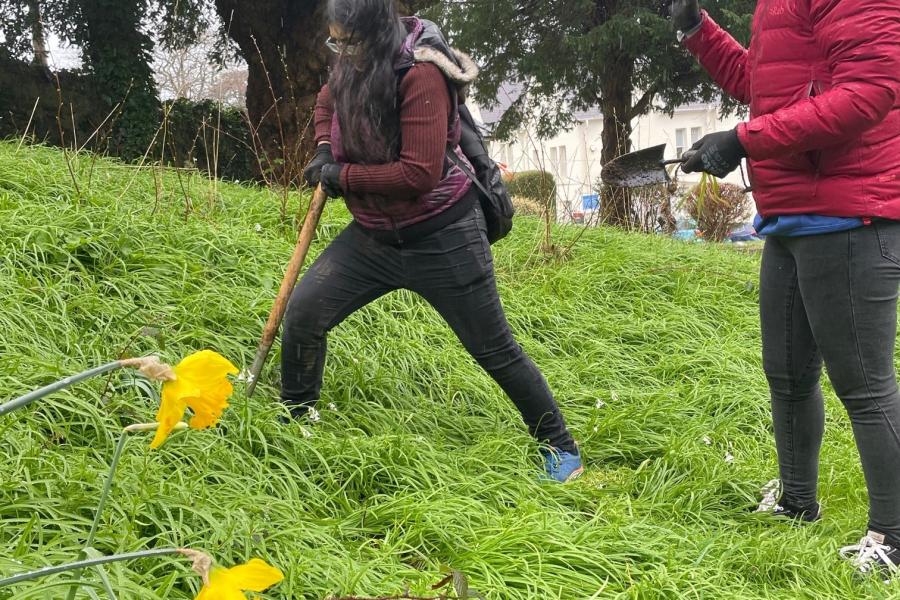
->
[760, 221, 900, 539]
[281, 203, 576, 453]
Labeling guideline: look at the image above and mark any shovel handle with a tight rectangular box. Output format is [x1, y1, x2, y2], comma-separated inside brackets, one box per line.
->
[246, 185, 328, 397]
[661, 150, 698, 167]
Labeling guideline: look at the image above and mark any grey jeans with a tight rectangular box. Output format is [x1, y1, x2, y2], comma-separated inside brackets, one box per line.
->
[760, 221, 900, 539]
[280, 204, 577, 453]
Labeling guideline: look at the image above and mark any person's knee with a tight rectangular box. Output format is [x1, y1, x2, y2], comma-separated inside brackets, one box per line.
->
[283, 292, 326, 345]
[834, 381, 900, 411]
[469, 334, 522, 370]
[765, 367, 822, 403]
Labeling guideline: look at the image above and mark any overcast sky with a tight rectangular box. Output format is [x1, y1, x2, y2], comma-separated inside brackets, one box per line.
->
[47, 33, 82, 69]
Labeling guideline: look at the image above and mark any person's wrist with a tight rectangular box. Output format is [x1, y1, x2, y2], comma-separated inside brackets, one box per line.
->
[315, 144, 334, 162]
[729, 127, 747, 158]
[676, 12, 704, 41]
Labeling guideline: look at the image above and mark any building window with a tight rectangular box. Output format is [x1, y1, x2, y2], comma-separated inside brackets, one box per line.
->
[492, 143, 503, 164]
[691, 127, 703, 145]
[675, 128, 687, 158]
[549, 145, 568, 178]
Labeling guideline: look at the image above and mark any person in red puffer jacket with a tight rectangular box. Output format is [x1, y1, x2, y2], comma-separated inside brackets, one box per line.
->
[671, 0, 900, 576]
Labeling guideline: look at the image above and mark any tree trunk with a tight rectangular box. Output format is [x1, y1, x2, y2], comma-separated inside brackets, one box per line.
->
[598, 53, 636, 228]
[27, 0, 49, 67]
[213, 0, 436, 187]
[214, 0, 327, 188]
[77, 0, 160, 160]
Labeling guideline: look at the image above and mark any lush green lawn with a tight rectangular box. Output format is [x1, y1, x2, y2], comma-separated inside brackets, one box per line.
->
[0, 143, 889, 599]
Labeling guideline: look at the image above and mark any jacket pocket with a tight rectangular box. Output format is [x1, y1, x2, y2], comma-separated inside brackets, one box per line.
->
[431, 210, 492, 287]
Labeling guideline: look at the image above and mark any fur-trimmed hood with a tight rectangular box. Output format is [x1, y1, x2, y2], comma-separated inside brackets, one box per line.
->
[413, 46, 478, 87]
[395, 17, 479, 99]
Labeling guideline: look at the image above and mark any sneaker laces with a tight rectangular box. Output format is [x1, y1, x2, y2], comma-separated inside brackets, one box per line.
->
[840, 532, 899, 576]
[755, 479, 782, 513]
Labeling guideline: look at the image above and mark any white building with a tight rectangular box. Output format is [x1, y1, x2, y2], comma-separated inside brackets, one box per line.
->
[468, 88, 748, 224]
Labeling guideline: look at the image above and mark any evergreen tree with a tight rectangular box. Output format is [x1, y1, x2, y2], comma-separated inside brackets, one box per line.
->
[429, 0, 754, 225]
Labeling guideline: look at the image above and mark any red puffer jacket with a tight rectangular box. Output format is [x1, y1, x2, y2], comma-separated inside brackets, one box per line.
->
[684, 1, 900, 218]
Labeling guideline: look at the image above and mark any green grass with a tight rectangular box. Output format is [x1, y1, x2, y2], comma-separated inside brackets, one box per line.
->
[0, 142, 889, 599]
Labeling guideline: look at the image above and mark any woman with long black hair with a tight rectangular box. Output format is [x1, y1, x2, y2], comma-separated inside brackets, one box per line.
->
[282, 0, 583, 482]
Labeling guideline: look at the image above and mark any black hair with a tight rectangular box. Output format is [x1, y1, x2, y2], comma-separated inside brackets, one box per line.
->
[327, 0, 406, 164]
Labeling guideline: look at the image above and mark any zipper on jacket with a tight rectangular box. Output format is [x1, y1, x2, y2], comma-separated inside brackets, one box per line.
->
[806, 80, 822, 175]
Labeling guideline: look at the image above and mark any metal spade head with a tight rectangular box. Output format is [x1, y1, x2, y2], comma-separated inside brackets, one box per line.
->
[600, 143, 671, 188]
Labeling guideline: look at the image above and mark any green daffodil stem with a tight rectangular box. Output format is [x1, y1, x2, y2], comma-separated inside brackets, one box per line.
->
[0, 361, 123, 417]
[66, 422, 187, 600]
[0, 548, 181, 588]
[86, 431, 129, 549]
[63, 429, 133, 600]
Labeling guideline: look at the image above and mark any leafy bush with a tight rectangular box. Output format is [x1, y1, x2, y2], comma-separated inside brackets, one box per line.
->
[156, 99, 256, 182]
[681, 180, 752, 242]
[595, 179, 677, 234]
[0, 61, 256, 181]
[0, 57, 105, 147]
[506, 170, 555, 205]
[511, 195, 543, 217]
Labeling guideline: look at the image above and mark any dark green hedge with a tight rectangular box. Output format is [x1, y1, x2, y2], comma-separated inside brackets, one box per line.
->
[0, 58, 257, 182]
[506, 170, 555, 205]
[155, 99, 255, 182]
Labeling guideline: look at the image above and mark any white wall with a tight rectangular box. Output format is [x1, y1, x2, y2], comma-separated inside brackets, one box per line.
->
[487, 119, 605, 222]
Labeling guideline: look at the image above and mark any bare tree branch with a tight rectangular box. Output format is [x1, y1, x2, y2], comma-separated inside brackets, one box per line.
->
[153, 28, 247, 105]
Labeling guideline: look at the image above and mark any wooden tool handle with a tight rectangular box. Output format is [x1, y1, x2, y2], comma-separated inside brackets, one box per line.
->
[246, 186, 328, 397]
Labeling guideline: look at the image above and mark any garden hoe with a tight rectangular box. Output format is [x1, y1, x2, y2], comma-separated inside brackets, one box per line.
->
[246, 184, 328, 397]
[600, 144, 696, 188]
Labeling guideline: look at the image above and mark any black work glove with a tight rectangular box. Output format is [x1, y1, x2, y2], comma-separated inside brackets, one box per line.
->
[681, 129, 746, 178]
[670, 0, 702, 38]
[319, 163, 344, 198]
[303, 144, 334, 188]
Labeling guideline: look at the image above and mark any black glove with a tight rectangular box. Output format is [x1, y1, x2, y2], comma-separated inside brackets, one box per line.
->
[319, 163, 344, 198]
[670, 0, 702, 37]
[303, 144, 334, 188]
[681, 129, 746, 178]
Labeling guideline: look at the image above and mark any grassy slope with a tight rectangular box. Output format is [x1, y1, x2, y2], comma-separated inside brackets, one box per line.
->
[0, 142, 886, 599]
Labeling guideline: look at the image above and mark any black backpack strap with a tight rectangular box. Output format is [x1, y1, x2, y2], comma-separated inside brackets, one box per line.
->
[446, 148, 489, 198]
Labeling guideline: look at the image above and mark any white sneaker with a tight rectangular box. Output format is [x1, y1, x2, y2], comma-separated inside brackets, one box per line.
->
[753, 479, 821, 522]
[754, 479, 781, 513]
[839, 531, 900, 581]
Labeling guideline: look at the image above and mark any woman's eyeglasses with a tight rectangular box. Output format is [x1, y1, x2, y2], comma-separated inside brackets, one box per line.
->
[325, 36, 360, 56]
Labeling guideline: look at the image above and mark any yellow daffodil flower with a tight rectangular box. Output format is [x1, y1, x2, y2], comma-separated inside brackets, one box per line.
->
[151, 350, 238, 448]
[195, 558, 284, 600]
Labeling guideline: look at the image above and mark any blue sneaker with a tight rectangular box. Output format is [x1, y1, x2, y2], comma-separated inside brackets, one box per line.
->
[541, 447, 584, 483]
